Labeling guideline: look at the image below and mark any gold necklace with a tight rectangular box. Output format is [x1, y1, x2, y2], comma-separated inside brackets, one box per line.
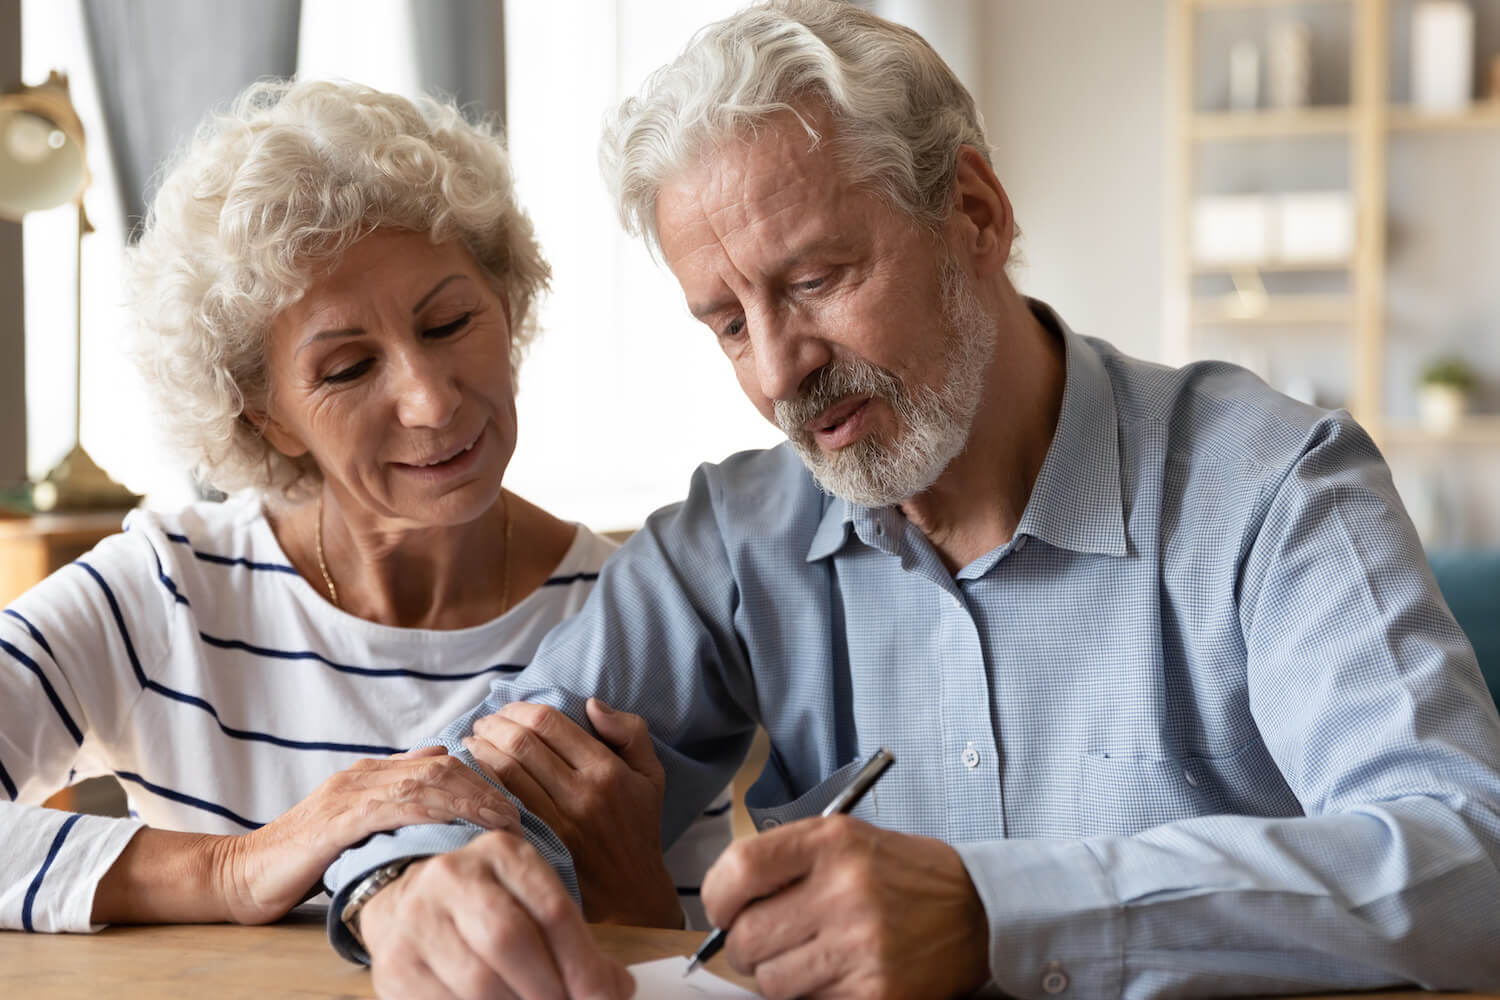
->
[314, 492, 512, 615]
[315, 493, 339, 608]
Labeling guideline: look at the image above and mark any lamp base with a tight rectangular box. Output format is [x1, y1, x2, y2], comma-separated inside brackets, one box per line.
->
[31, 443, 141, 512]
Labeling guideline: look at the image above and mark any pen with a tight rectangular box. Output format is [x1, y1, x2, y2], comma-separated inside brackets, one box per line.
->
[683, 746, 895, 977]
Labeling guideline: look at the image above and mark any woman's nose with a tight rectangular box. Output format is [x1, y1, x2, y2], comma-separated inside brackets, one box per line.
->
[392, 354, 462, 429]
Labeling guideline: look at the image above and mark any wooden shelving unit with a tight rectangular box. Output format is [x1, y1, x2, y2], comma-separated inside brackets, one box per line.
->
[1383, 416, 1500, 447]
[1165, 0, 1500, 447]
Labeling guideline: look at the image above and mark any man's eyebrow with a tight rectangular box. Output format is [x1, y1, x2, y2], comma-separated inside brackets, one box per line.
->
[686, 235, 850, 321]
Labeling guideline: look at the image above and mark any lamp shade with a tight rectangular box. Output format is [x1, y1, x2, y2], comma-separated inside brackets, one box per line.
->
[0, 71, 89, 221]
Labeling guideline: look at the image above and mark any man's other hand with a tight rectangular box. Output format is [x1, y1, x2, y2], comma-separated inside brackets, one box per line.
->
[702, 815, 991, 1000]
[357, 830, 634, 1000]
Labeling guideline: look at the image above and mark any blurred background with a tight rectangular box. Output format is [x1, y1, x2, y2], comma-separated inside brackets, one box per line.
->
[1, 0, 1496, 543]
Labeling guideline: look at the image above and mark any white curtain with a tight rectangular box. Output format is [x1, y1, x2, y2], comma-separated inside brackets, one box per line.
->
[501, 0, 782, 531]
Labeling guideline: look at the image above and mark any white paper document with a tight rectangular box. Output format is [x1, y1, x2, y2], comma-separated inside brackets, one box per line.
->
[628, 956, 762, 998]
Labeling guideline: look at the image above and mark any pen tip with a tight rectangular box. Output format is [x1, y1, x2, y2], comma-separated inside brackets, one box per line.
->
[683, 956, 700, 977]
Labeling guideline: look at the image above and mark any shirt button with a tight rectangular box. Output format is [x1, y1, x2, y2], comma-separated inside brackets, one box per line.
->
[961, 745, 980, 769]
[1042, 961, 1069, 994]
[1183, 765, 1200, 787]
[760, 817, 781, 830]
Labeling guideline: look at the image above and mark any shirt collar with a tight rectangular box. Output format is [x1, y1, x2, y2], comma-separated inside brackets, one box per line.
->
[804, 299, 1127, 563]
[1012, 300, 1127, 558]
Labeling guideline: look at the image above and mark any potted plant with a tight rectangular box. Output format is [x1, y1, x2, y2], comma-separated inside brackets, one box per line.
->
[1418, 356, 1478, 433]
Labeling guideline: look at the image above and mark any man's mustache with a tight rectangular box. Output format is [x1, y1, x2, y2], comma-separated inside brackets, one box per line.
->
[775, 357, 904, 435]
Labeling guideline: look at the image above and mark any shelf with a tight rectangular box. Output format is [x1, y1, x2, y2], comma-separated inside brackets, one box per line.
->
[1192, 108, 1352, 140]
[1382, 416, 1500, 447]
[1190, 0, 1346, 7]
[1388, 100, 1500, 133]
[1190, 295, 1354, 325]
[1190, 258, 1352, 274]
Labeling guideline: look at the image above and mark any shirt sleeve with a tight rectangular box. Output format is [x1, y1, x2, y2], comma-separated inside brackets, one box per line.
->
[325, 465, 760, 962]
[0, 528, 174, 932]
[957, 414, 1500, 998]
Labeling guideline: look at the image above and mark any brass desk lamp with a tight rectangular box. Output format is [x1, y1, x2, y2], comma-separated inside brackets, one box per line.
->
[0, 71, 139, 511]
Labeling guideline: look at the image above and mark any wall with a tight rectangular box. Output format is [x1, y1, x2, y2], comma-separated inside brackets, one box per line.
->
[0, 0, 25, 488]
[978, 0, 1168, 362]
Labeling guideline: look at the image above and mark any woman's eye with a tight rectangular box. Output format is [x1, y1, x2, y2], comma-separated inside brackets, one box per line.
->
[323, 359, 373, 385]
[425, 314, 471, 339]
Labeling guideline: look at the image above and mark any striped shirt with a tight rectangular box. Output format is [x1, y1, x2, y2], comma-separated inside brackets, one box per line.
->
[329, 305, 1500, 995]
[0, 496, 730, 933]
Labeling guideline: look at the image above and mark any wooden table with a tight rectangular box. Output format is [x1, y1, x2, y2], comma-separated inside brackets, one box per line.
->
[0, 910, 755, 998]
[1, 911, 1495, 999]
[0, 509, 132, 606]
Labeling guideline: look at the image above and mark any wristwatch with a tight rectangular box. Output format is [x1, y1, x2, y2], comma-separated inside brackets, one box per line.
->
[339, 857, 421, 953]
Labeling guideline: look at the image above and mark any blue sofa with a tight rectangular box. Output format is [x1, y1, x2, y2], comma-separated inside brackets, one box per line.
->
[1427, 550, 1500, 711]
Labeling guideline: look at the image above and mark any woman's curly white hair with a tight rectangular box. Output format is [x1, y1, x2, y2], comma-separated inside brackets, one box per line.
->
[127, 78, 549, 496]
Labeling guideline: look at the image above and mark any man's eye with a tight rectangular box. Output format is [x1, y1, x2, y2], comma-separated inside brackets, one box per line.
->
[720, 317, 746, 339]
[425, 314, 471, 339]
[323, 359, 373, 384]
[797, 276, 826, 292]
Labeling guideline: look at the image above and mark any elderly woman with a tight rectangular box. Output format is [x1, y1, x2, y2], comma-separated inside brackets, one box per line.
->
[0, 80, 727, 933]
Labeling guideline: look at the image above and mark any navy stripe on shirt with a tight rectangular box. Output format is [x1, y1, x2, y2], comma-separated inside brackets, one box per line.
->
[542, 572, 599, 587]
[113, 771, 263, 830]
[4, 609, 57, 661]
[78, 562, 400, 756]
[0, 757, 17, 799]
[163, 532, 298, 575]
[21, 813, 83, 931]
[1, 637, 84, 746]
[198, 632, 526, 681]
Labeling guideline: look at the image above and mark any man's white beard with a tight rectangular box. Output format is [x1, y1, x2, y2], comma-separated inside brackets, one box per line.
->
[774, 255, 997, 508]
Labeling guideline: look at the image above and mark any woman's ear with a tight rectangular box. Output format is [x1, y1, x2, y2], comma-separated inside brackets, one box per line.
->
[243, 408, 309, 459]
[948, 145, 1015, 278]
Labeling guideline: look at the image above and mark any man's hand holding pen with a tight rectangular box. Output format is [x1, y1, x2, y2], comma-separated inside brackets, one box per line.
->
[697, 815, 991, 999]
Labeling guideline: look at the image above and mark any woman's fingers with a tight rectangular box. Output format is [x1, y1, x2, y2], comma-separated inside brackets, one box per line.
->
[461, 734, 565, 833]
[584, 698, 664, 785]
[471, 712, 579, 800]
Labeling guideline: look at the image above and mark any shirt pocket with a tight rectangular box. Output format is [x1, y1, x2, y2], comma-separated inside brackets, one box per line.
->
[744, 754, 870, 833]
[1076, 747, 1250, 837]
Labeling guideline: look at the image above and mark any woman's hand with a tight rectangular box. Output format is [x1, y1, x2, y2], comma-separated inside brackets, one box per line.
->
[213, 746, 520, 925]
[464, 698, 683, 927]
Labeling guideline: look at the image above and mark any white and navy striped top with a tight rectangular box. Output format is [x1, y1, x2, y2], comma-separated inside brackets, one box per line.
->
[0, 496, 731, 933]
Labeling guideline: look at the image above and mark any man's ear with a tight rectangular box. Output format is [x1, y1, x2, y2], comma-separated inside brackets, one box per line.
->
[948, 145, 1014, 278]
[243, 408, 309, 459]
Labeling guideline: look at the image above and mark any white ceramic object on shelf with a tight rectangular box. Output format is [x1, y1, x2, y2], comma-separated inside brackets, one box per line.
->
[1418, 383, 1469, 434]
[1268, 20, 1312, 109]
[1412, 0, 1474, 112]
[1274, 191, 1355, 262]
[1193, 194, 1271, 265]
[1229, 40, 1261, 111]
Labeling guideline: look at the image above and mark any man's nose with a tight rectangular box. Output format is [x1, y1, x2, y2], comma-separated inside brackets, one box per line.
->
[750, 310, 832, 403]
[392, 352, 461, 429]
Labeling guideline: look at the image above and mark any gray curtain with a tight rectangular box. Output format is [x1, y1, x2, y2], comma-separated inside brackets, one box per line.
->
[81, 0, 302, 240]
[410, 0, 506, 126]
[0, 0, 25, 488]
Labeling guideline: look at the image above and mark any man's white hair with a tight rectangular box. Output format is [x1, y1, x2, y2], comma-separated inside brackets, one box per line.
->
[127, 79, 549, 496]
[600, 0, 993, 257]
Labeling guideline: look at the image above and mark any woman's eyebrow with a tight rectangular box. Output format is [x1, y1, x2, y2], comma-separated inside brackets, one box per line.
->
[411, 274, 471, 313]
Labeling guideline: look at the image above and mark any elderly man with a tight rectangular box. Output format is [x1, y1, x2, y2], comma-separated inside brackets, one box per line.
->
[325, 2, 1500, 997]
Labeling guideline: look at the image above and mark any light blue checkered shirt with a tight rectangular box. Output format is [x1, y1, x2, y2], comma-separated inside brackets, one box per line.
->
[327, 305, 1500, 997]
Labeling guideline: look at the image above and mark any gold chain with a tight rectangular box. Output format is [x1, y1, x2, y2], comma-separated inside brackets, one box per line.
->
[315, 493, 339, 608]
[314, 492, 512, 615]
